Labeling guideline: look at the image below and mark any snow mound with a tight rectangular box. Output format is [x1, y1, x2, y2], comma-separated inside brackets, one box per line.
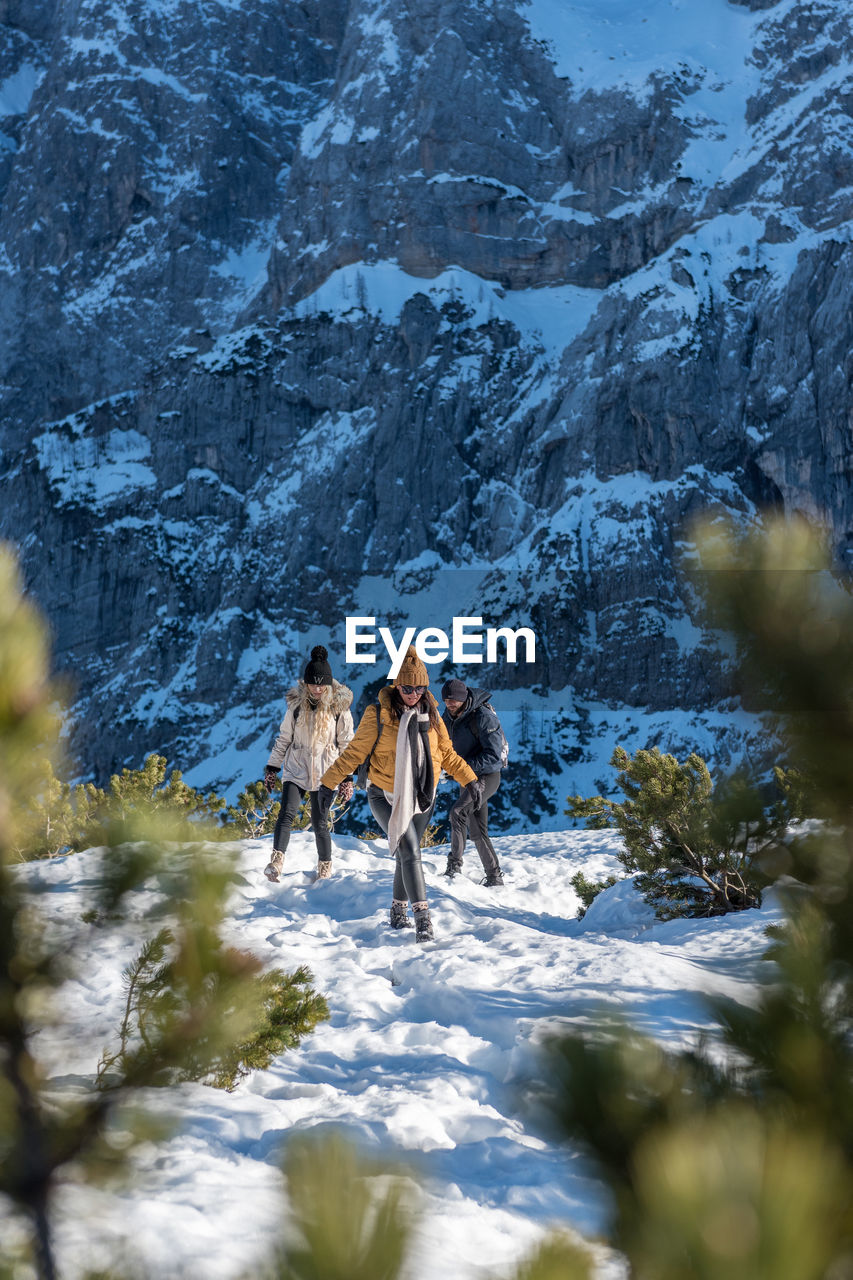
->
[576, 873, 657, 937]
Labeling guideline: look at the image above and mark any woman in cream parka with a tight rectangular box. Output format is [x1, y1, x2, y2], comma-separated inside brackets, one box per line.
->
[263, 645, 354, 882]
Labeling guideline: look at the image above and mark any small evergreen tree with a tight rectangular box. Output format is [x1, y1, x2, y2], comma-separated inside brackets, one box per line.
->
[609, 747, 767, 917]
[222, 779, 281, 838]
[18, 756, 78, 858]
[100, 753, 225, 822]
[566, 748, 800, 918]
[97, 930, 328, 1093]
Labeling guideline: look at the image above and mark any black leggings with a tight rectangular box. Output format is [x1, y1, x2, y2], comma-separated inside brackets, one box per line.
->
[273, 782, 332, 861]
[367, 784, 434, 904]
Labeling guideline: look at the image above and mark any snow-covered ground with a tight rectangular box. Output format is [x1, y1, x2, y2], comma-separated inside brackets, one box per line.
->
[13, 828, 783, 1278]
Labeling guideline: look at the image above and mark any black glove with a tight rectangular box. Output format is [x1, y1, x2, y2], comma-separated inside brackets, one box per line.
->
[317, 784, 335, 818]
[263, 766, 279, 794]
[463, 778, 485, 809]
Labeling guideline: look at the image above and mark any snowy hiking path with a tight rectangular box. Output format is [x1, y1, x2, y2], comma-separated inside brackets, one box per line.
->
[15, 829, 783, 1280]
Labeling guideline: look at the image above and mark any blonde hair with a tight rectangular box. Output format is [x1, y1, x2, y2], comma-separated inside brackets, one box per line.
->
[306, 682, 334, 744]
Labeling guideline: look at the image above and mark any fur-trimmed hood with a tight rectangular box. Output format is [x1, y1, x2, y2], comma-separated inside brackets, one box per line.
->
[285, 678, 354, 717]
[267, 679, 355, 787]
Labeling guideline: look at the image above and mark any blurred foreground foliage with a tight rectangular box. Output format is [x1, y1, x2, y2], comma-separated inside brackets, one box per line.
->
[259, 1134, 594, 1280]
[0, 547, 331, 1278]
[550, 516, 853, 1279]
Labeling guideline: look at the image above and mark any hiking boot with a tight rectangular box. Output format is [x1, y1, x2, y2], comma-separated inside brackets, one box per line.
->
[443, 857, 463, 879]
[414, 907, 434, 943]
[264, 850, 285, 882]
[316, 860, 332, 880]
[389, 900, 413, 929]
[481, 868, 504, 887]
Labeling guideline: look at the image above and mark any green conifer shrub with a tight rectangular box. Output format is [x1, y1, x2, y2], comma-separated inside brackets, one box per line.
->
[212, 965, 329, 1091]
[567, 747, 801, 918]
[19, 756, 366, 855]
[16, 753, 230, 859]
[98, 933, 328, 1093]
[222, 779, 281, 838]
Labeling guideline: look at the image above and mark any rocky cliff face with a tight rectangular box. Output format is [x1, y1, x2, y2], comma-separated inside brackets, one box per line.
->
[1, 0, 851, 822]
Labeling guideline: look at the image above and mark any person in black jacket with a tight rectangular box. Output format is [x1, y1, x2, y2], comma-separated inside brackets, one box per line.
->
[441, 679, 506, 886]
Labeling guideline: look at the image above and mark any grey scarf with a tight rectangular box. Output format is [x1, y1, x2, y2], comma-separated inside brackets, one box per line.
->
[386, 707, 435, 852]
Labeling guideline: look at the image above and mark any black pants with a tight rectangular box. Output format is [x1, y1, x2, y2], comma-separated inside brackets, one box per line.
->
[367, 784, 434, 904]
[273, 781, 332, 861]
[449, 771, 501, 874]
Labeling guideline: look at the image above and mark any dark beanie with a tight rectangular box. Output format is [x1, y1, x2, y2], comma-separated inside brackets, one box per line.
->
[304, 645, 333, 686]
[442, 678, 468, 702]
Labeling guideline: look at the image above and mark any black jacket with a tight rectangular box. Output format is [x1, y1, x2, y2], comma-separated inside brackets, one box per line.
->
[441, 688, 505, 776]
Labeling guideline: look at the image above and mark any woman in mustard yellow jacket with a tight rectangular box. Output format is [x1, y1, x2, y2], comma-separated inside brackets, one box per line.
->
[319, 646, 481, 942]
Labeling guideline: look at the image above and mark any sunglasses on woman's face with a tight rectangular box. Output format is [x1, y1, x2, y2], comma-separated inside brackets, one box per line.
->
[399, 685, 427, 695]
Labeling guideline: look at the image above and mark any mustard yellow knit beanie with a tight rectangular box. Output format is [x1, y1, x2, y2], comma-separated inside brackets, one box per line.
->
[394, 645, 429, 687]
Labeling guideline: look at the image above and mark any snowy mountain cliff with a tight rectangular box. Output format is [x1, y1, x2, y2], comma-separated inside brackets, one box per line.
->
[1, 0, 851, 816]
